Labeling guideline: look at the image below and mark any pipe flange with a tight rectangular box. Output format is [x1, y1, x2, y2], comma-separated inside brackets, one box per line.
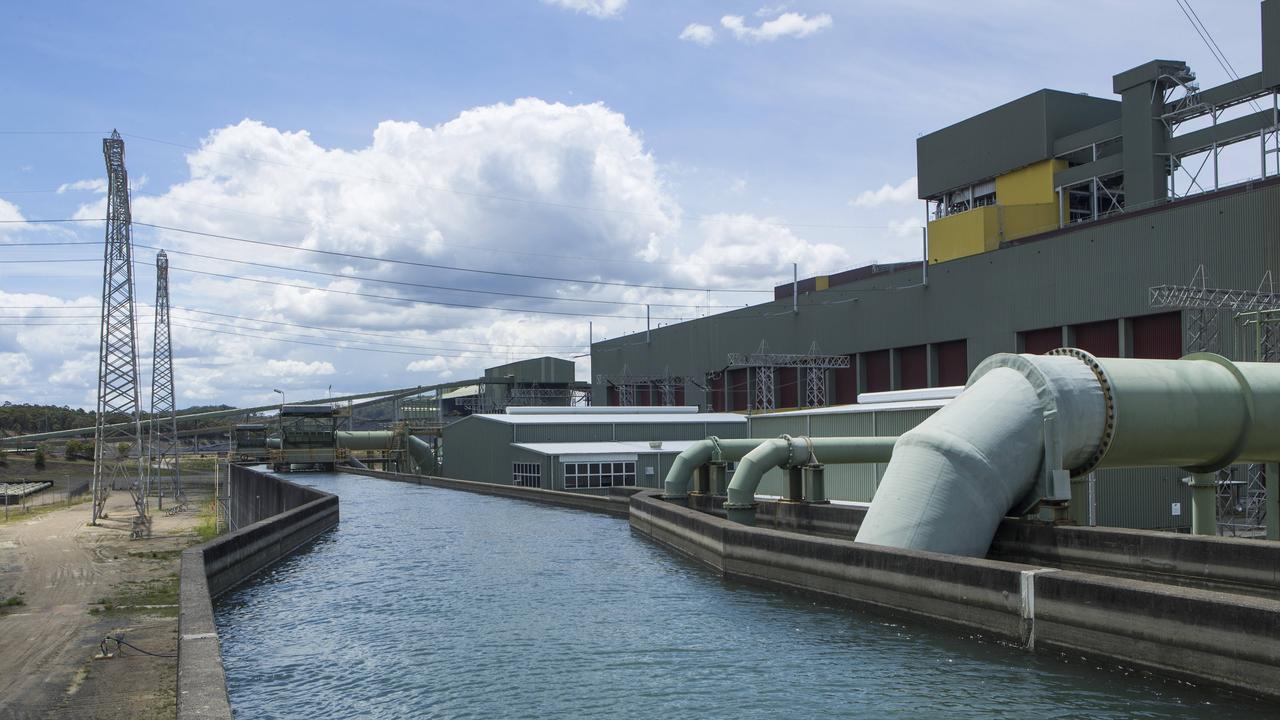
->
[1046, 347, 1116, 476]
[1179, 352, 1255, 473]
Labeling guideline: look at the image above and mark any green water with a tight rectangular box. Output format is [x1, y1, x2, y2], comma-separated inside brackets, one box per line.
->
[215, 473, 1275, 719]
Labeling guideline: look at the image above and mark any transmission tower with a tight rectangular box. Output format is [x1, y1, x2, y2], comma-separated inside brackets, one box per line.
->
[92, 130, 149, 537]
[149, 250, 183, 509]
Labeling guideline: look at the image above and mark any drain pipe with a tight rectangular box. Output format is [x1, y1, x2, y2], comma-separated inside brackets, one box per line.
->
[856, 349, 1280, 557]
[663, 438, 775, 500]
[722, 435, 897, 524]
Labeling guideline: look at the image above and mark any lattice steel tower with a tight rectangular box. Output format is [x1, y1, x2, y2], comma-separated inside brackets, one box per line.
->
[149, 250, 182, 508]
[92, 130, 149, 537]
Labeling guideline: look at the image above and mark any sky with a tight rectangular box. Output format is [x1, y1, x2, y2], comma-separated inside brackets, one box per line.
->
[0, 0, 1269, 410]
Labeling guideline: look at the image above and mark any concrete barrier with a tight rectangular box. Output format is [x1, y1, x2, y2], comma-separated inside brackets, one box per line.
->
[631, 490, 1280, 701]
[690, 494, 1280, 598]
[989, 521, 1280, 598]
[344, 467, 637, 517]
[177, 466, 339, 720]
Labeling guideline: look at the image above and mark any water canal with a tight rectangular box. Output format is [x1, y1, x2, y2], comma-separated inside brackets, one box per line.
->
[215, 472, 1273, 718]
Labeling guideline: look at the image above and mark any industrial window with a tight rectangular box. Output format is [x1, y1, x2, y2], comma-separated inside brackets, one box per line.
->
[564, 461, 636, 489]
[513, 462, 542, 488]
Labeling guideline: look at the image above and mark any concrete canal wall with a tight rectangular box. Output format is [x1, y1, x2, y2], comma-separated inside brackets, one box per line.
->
[177, 466, 339, 720]
[631, 490, 1280, 701]
[344, 467, 639, 517]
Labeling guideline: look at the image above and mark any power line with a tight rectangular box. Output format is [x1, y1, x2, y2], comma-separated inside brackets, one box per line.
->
[0, 305, 587, 350]
[126, 191, 780, 271]
[131, 222, 769, 294]
[0, 257, 688, 319]
[126, 243, 734, 309]
[1172, 0, 1264, 113]
[166, 320, 562, 360]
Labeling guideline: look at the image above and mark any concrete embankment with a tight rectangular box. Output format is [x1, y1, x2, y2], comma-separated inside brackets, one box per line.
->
[632, 490, 1280, 702]
[177, 466, 339, 720]
[344, 467, 639, 516]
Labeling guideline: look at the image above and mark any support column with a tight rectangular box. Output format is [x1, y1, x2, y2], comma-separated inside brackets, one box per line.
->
[1267, 462, 1279, 541]
[1189, 472, 1218, 536]
[1069, 475, 1089, 526]
[784, 466, 803, 501]
[803, 465, 827, 504]
[709, 462, 727, 496]
[692, 464, 710, 496]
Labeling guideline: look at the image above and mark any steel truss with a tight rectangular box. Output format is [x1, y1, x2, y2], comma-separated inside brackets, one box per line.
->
[148, 250, 184, 511]
[92, 130, 149, 537]
[727, 343, 850, 412]
[1152, 268, 1280, 534]
[596, 368, 681, 407]
[1150, 267, 1280, 355]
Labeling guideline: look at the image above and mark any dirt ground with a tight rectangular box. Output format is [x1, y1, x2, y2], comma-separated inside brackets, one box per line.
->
[0, 473, 217, 720]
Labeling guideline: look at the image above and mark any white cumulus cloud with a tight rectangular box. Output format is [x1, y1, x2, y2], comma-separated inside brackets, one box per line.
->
[851, 176, 918, 207]
[263, 359, 337, 377]
[721, 11, 832, 42]
[542, 0, 626, 18]
[679, 23, 716, 45]
[57, 178, 108, 194]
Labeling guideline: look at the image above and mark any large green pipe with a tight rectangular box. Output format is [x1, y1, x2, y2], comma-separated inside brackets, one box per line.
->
[662, 438, 775, 500]
[856, 350, 1280, 557]
[331, 430, 436, 474]
[406, 435, 436, 475]
[335, 431, 395, 451]
[722, 436, 897, 524]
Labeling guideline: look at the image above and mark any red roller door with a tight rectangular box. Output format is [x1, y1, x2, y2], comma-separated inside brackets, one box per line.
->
[898, 345, 927, 390]
[1072, 319, 1119, 357]
[729, 368, 749, 411]
[607, 384, 619, 406]
[674, 384, 686, 406]
[1131, 312, 1182, 359]
[1021, 326, 1062, 355]
[935, 339, 968, 386]
[708, 373, 725, 412]
[778, 367, 799, 408]
[864, 350, 891, 393]
[635, 383, 651, 406]
[833, 355, 857, 404]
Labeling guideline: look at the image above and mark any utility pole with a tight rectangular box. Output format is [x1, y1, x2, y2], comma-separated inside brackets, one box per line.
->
[149, 249, 181, 509]
[92, 130, 149, 537]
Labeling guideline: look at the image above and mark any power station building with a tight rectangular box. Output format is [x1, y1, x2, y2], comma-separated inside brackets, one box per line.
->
[587, 3, 1280, 531]
[593, 2, 1280, 412]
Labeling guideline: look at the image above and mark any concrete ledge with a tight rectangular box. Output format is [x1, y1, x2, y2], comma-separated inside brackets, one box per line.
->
[1035, 570, 1280, 696]
[990, 521, 1280, 598]
[632, 490, 1280, 702]
[633, 491, 1028, 642]
[177, 468, 339, 720]
[344, 467, 636, 517]
[689, 494, 1280, 598]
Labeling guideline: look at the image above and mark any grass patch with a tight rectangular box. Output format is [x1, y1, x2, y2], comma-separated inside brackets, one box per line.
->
[192, 503, 221, 544]
[91, 575, 179, 616]
[0, 496, 90, 526]
[1, 592, 25, 612]
[126, 548, 186, 561]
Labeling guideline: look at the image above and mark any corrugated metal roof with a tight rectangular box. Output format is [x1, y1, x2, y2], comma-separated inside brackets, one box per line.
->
[442, 385, 480, 399]
[512, 440, 700, 456]
[477, 412, 747, 425]
[764, 398, 951, 417]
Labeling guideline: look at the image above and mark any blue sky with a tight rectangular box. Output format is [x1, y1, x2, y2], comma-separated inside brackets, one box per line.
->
[0, 0, 1269, 408]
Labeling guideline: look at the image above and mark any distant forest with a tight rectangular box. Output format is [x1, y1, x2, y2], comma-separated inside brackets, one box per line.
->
[0, 402, 236, 436]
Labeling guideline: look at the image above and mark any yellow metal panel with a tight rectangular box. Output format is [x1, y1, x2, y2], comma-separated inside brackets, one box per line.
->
[994, 159, 1067, 206]
[815, 276, 829, 291]
[927, 206, 998, 264]
[1000, 202, 1060, 242]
